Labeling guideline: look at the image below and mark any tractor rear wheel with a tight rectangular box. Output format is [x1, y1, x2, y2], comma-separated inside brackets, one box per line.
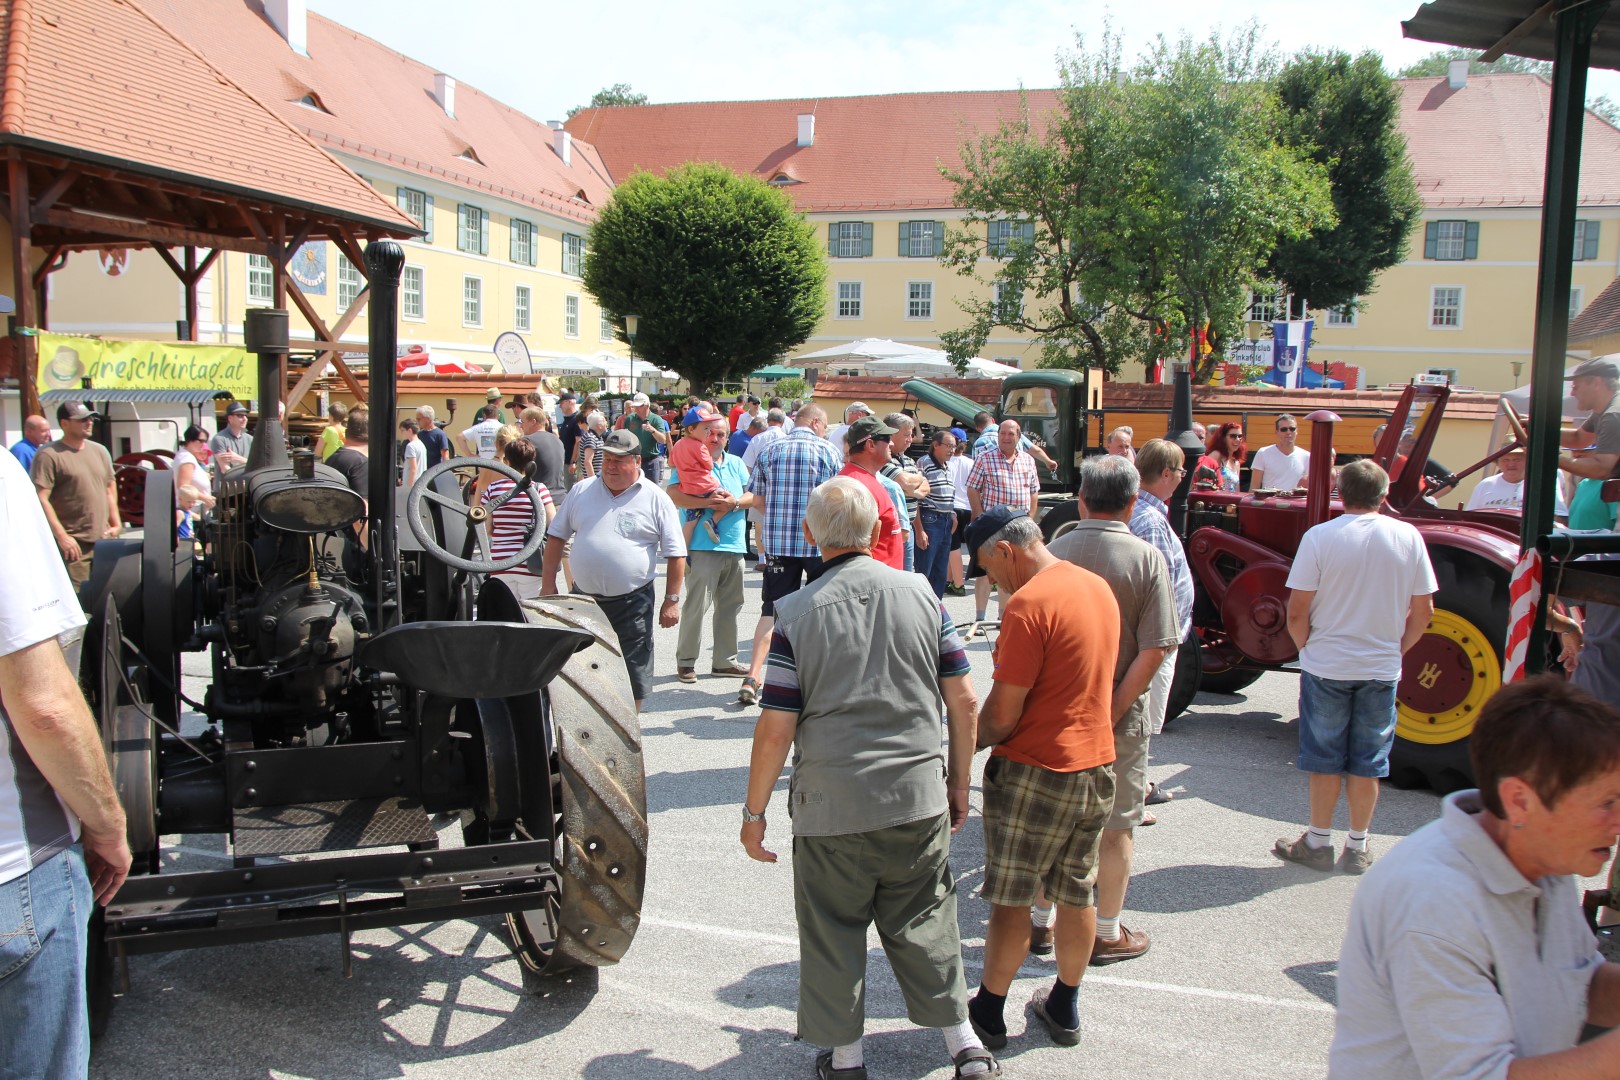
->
[1197, 665, 1264, 695]
[1163, 632, 1202, 724]
[1389, 552, 1507, 793]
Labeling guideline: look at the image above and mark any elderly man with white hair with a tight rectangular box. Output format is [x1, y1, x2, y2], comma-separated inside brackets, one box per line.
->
[415, 404, 450, 465]
[742, 477, 996, 1080]
[825, 401, 871, 464]
[577, 409, 609, 480]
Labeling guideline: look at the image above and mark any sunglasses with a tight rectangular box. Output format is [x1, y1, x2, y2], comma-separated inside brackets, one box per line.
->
[1227, 433, 1243, 440]
[870, 435, 892, 444]
[1277, 427, 1297, 433]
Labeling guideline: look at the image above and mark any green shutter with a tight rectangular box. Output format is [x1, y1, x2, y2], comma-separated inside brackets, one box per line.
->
[1020, 222, 1035, 245]
[510, 222, 519, 264]
[423, 195, 433, 244]
[900, 221, 911, 256]
[1464, 221, 1479, 260]
[479, 210, 489, 256]
[861, 222, 873, 258]
[934, 221, 945, 257]
[1584, 220, 1600, 260]
[1423, 221, 1438, 259]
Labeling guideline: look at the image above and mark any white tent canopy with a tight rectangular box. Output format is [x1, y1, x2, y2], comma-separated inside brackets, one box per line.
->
[864, 352, 1022, 379]
[795, 337, 937, 363]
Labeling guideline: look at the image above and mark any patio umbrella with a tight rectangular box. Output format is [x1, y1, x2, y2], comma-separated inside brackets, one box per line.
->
[795, 338, 937, 364]
[397, 349, 480, 375]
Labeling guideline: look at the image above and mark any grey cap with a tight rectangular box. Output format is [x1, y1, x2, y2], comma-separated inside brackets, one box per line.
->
[601, 429, 640, 456]
[1571, 356, 1619, 380]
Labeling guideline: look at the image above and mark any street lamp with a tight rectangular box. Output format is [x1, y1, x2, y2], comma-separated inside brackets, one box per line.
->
[624, 314, 639, 393]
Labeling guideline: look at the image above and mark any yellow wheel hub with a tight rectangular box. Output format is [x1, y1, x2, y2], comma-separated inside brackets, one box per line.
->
[1396, 608, 1501, 745]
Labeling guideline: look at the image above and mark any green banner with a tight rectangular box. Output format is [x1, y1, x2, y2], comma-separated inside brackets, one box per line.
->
[35, 333, 253, 398]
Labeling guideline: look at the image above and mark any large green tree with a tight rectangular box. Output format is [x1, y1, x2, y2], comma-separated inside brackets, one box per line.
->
[1267, 51, 1422, 313]
[583, 163, 826, 396]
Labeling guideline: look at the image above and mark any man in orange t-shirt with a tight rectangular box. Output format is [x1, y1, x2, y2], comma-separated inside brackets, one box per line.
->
[962, 506, 1119, 1050]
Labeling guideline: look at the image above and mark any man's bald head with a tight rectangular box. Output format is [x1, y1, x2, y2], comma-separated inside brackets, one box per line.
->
[22, 415, 50, 445]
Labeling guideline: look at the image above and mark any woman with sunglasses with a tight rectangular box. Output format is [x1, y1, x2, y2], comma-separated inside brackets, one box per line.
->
[1194, 422, 1246, 493]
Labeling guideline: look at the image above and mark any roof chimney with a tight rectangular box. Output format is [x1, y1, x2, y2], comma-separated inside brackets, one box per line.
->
[1448, 59, 1469, 90]
[264, 0, 308, 56]
[548, 121, 572, 166]
[797, 113, 815, 147]
[434, 73, 456, 119]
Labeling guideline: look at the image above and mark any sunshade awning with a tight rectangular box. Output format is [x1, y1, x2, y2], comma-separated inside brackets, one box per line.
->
[1402, 1, 1620, 70]
[41, 389, 233, 405]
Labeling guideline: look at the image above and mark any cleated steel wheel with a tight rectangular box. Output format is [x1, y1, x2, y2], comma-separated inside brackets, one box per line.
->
[476, 585, 648, 981]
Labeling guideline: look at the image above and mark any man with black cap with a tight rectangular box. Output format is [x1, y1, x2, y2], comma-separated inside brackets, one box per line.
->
[540, 429, 686, 711]
[838, 415, 906, 569]
[1559, 356, 1620, 482]
[31, 403, 119, 585]
[962, 504, 1120, 1051]
[210, 401, 254, 479]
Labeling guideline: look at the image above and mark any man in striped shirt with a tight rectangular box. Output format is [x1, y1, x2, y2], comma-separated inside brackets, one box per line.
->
[915, 428, 960, 597]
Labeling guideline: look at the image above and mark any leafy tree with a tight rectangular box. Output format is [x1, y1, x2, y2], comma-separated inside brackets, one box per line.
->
[1267, 51, 1422, 313]
[1397, 48, 1552, 79]
[567, 83, 649, 119]
[772, 376, 810, 401]
[583, 163, 827, 397]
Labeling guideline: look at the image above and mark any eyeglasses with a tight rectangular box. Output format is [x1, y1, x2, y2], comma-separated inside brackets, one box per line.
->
[1227, 433, 1243, 440]
[1277, 427, 1297, 433]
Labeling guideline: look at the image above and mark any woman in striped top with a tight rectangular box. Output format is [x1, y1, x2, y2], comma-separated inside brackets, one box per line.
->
[480, 437, 554, 577]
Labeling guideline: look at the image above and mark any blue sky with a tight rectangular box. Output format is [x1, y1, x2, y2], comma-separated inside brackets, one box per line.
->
[312, 0, 1620, 123]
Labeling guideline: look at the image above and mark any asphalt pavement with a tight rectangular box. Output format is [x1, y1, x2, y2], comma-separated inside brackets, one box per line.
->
[87, 564, 1590, 1080]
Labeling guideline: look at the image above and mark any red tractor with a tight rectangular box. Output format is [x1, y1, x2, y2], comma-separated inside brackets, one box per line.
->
[1176, 381, 1522, 792]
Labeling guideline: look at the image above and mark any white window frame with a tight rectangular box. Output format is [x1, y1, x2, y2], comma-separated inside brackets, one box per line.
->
[514, 284, 532, 332]
[906, 280, 934, 321]
[397, 187, 428, 233]
[510, 219, 536, 266]
[994, 281, 1023, 322]
[1325, 301, 1358, 328]
[836, 280, 863, 320]
[402, 265, 424, 321]
[246, 253, 274, 305]
[1434, 220, 1469, 261]
[1570, 286, 1585, 321]
[336, 254, 363, 313]
[904, 220, 940, 258]
[563, 233, 586, 276]
[564, 294, 580, 338]
[832, 222, 868, 259]
[1575, 219, 1597, 261]
[462, 274, 483, 328]
[1247, 290, 1278, 324]
[458, 204, 486, 254]
[1430, 285, 1464, 330]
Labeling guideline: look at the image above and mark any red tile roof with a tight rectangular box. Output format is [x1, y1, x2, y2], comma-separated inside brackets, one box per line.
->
[144, 0, 615, 225]
[568, 75, 1620, 212]
[1570, 275, 1620, 344]
[0, 0, 416, 234]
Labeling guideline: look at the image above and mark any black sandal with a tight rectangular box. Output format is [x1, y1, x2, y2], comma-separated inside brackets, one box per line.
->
[814, 1049, 867, 1080]
[953, 1046, 1001, 1077]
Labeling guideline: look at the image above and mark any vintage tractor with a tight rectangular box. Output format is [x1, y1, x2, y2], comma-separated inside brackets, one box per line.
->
[77, 242, 646, 1031]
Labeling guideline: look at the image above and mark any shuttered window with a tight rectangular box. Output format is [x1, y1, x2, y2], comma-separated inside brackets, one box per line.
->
[458, 204, 488, 255]
[397, 187, 433, 243]
[829, 222, 874, 258]
[987, 220, 1035, 256]
[1574, 220, 1600, 261]
[1424, 220, 1478, 261]
[900, 220, 945, 257]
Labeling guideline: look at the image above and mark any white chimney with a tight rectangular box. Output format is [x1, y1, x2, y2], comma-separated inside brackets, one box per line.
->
[548, 121, 573, 166]
[1448, 59, 1469, 90]
[797, 113, 815, 147]
[264, 0, 308, 56]
[434, 73, 456, 119]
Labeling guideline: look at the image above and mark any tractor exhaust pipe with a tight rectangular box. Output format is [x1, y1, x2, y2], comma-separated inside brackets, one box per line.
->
[1166, 366, 1203, 535]
[242, 308, 290, 471]
[365, 240, 406, 633]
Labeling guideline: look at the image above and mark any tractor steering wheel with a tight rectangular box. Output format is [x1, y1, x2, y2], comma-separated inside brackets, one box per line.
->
[406, 456, 545, 574]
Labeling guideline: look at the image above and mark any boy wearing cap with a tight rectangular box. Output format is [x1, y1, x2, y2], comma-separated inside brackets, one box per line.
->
[670, 406, 730, 545]
[31, 403, 119, 585]
[624, 393, 670, 485]
[210, 402, 254, 479]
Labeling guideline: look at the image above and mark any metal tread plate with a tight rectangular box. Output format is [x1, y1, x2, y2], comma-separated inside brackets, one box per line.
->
[233, 796, 436, 857]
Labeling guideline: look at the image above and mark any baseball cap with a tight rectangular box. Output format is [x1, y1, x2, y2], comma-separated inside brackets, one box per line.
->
[486, 386, 502, 401]
[601, 429, 640, 456]
[560, 391, 577, 402]
[681, 404, 720, 427]
[963, 506, 1030, 579]
[846, 401, 872, 419]
[56, 402, 100, 422]
[846, 415, 898, 447]
[628, 392, 650, 407]
[225, 402, 250, 416]
[1571, 356, 1619, 380]
[949, 426, 968, 443]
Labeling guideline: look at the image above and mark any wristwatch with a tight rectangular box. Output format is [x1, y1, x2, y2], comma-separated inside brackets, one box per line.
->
[664, 592, 682, 603]
[742, 805, 765, 823]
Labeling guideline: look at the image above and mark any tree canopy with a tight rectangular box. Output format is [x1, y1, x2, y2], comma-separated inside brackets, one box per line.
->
[567, 83, 649, 119]
[940, 26, 1337, 380]
[582, 163, 827, 396]
[1267, 51, 1422, 313]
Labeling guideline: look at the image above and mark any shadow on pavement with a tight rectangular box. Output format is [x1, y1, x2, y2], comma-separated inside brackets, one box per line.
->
[645, 766, 785, 814]
[583, 1024, 962, 1080]
[1111, 861, 1299, 913]
[1284, 959, 1339, 1005]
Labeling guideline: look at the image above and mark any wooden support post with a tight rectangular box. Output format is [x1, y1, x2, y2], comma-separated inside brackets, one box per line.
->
[183, 246, 198, 340]
[8, 155, 39, 419]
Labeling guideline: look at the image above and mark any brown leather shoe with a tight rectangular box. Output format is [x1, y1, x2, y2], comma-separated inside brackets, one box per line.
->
[1274, 832, 1335, 872]
[709, 662, 751, 677]
[1029, 922, 1054, 956]
[676, 667, 697, 684]
[1090, 924, 1150, 965]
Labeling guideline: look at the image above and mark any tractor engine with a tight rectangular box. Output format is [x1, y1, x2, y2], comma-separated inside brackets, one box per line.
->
[204, 449, 372, 742]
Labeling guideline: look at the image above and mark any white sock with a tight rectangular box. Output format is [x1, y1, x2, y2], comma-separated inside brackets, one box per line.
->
[942, 1022, 990, 1075]
[1031, 902, 1056, 929]
[1305, 826, 1333, 849]
[832, 1039, 863, 1070]
[975, 609, 987, 623]
[1095, 914, 1121, 941]
[1346, 830, 1369, 852]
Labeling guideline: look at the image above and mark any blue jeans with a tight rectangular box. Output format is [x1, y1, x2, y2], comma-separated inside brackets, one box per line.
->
[1297, 673, 1399, 778]
[902, 528, 915, 573]
[915, 509, 954, 597]
[0, 846, 93, 1078]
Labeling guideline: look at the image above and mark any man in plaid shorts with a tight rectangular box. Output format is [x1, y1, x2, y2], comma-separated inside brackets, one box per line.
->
[966, 420, 1041, 627]
[964, 506, 1120, 1049]
[739, 404, 840, 705]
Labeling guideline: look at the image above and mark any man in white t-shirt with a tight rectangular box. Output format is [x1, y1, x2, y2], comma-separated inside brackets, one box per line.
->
[824, 401, 871, 464]
[1249, 413, 1311, 491]
[459, 403, 503, 460]
[0, 452, 131, 1076]
[1277, 459, 1436, 875]
[1464, 443, 1568, 516]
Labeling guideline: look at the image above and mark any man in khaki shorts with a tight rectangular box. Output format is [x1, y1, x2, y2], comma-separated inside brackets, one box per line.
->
[965, 505, 1121, 1049]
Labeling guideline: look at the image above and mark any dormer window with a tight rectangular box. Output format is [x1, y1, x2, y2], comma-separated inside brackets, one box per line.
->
[768, 173, 803, 186]
[295, 92, 330, 113]
[457, 146, 484, 165]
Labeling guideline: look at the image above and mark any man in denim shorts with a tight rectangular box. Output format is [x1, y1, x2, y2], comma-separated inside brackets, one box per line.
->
[1278, 459, 1436, 874]
[964, 506, 1121, 1049]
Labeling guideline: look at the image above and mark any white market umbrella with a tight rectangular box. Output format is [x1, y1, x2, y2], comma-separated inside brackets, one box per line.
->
[532, 355, 610, 377]
[963, 357, 1022, 378]
[796, 337, 937, 364]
